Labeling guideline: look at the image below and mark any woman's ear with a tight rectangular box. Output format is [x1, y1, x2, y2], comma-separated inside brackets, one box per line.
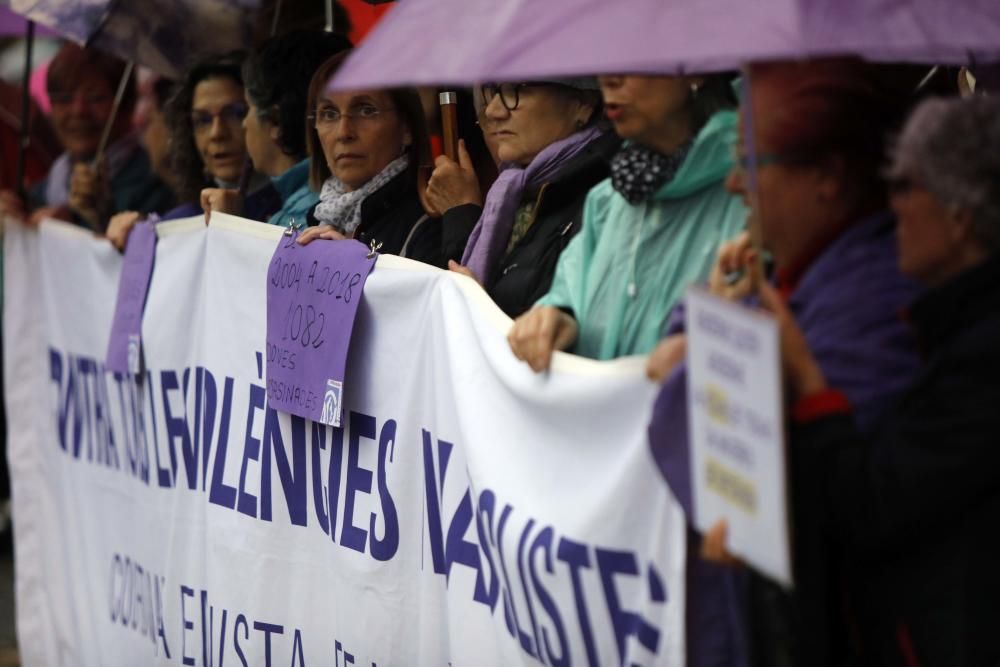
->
[402, 127, 413, 148]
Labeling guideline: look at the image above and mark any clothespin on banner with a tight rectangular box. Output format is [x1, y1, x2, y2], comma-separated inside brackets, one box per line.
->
[283, 217, 303, 236]
[367, 239, 383, 259]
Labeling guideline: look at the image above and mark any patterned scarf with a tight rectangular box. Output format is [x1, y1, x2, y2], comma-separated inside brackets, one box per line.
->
[609, 140, 693, 204]
[313, 155, 409, 235]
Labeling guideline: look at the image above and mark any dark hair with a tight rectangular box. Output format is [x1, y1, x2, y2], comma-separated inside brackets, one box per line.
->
[164, 51, 246, 204]
[690, 74, 738, 132]
[243, 30, 353, 159]
[305, 51, 433, 204]
[46, 43, 136, 115]
[750, 58, 916, 208]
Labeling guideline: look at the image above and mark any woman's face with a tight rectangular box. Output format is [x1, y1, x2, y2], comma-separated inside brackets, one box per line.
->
[241, 93, 281, 177]
[48, 72, 117, 160]
[315, 89, 410, 192]
[597, 75, 694, 150]
[482, 84, 586, 166]
[890, 179, 967, 284]
[191, 77, 248, 185]
[723, 85, 834, 270]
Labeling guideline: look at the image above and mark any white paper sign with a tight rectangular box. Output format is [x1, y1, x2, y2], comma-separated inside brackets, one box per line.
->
[685, 286, 791, 586]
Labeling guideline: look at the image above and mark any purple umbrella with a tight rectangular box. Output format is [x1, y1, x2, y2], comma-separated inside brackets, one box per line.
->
[331, 0, 1000, 89]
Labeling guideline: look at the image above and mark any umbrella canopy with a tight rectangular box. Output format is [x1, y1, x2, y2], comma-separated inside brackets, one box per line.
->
[10, 0, 262, 78]
[331, 0, 1000, 89]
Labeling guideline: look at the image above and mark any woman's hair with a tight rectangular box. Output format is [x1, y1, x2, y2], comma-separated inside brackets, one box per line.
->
[749, 58, 918, 208]
[46, 43, 136, 115]
[243, 30, 352, 160]
[690, 74, 737, 133]
[891, 95, 1000, 252]
[164, 51, 245, 203]
[305, 51, 433, 200]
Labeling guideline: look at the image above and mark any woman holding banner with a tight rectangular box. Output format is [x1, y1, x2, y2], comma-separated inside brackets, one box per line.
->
[295, 51, 445, 266]
[507, 73, 744, 367]
[200, 30, 351, 229]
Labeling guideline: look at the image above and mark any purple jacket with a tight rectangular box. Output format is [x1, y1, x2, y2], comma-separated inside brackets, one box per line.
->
[648, 211, 923, 667]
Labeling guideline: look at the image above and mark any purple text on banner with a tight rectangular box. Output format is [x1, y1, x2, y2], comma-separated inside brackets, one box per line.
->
[265, 233, 377, 427]
[105, 220, 158, 375]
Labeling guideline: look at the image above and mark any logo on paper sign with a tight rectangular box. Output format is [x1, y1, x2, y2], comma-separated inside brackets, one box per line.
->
[127, 334, 141, 374]
[321, 380, 342, 427]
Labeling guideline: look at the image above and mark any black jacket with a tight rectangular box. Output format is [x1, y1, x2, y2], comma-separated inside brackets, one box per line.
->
[442, 131, 621, 317]
[793, 255, 1000, 667]
[307, 168, 459, 268]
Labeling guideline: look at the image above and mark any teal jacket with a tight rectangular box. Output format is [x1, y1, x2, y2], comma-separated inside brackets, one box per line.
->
[536, 110, 747, 360]
[266, 159, 318, 228]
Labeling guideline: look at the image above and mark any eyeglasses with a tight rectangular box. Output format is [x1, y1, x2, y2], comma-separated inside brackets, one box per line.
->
[309, 104, 395, 129]
[730, 146, 813, 173]
[190, 102, 249, 132]
[480, 82, 567, 112]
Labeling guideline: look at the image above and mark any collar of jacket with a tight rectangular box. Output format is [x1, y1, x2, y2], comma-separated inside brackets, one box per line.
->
[358, 166, 418, 225]
[908, 253, 1000, 351]
[652, 109, 738, 201]
[271, 158, 311, 203]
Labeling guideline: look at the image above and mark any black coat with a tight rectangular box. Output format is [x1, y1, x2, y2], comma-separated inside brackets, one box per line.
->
[307, 168, 462, 269]
[442, 132, 621, 318]
[794, 255, 1000, 667]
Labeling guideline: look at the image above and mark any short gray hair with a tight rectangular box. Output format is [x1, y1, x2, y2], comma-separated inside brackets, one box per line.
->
[889, 96, 1000, 252]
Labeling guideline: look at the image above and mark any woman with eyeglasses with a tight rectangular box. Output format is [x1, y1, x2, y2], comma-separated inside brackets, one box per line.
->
[106, 52, 285, 249]
[0, 43, 175, 231]
[507, 73, 744, 369]
[199, 30, 351, 229]
[295, 51, 444, 265]
[425, 78, 619, 317]
[647, 59, 941, 667]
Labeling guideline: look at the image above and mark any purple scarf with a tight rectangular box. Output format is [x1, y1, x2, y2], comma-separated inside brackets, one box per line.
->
[461, 125, 604, 282]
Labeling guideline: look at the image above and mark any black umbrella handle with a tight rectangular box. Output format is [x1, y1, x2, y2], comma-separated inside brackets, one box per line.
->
[14, 20, 35, 199]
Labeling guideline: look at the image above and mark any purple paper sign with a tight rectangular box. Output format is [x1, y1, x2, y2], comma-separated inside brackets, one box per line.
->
[105, 220, 157, 374]
[265, 233, 377, 427]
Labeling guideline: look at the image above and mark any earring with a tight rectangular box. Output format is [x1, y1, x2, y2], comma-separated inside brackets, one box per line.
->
[690, 83, 700, 97]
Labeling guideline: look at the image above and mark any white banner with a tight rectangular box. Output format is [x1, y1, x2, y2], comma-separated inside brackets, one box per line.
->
[3, 215, 685, 667]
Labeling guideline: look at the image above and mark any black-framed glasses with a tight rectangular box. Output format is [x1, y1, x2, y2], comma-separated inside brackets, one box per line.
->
[480, 82, 565, 112]
[190, 102, 249, 132]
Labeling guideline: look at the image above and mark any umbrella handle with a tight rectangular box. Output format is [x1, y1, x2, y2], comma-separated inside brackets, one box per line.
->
[93, 60, 135, 167]
[14, 20, 35, 199]
[439, 91, 459, 161]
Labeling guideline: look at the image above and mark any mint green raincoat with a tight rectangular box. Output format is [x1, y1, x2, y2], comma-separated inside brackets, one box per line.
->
[536, 110, 747, 360]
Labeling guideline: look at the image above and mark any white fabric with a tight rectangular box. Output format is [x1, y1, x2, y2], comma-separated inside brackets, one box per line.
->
[3, 214, 686, 666]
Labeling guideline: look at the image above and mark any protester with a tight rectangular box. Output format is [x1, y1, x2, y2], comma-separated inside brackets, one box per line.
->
[295, 51, 444, 264]
[200, 30, 351, 228]
[700, 93, 1000, 667]
[0, 44, 174, 231]
[507, 73, 744, 368]
[426, 78, 619, 317]
[647, 59, 932, 666]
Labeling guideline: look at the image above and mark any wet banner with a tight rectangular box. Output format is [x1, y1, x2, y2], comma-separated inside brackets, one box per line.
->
[4, 214, 685, 666]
